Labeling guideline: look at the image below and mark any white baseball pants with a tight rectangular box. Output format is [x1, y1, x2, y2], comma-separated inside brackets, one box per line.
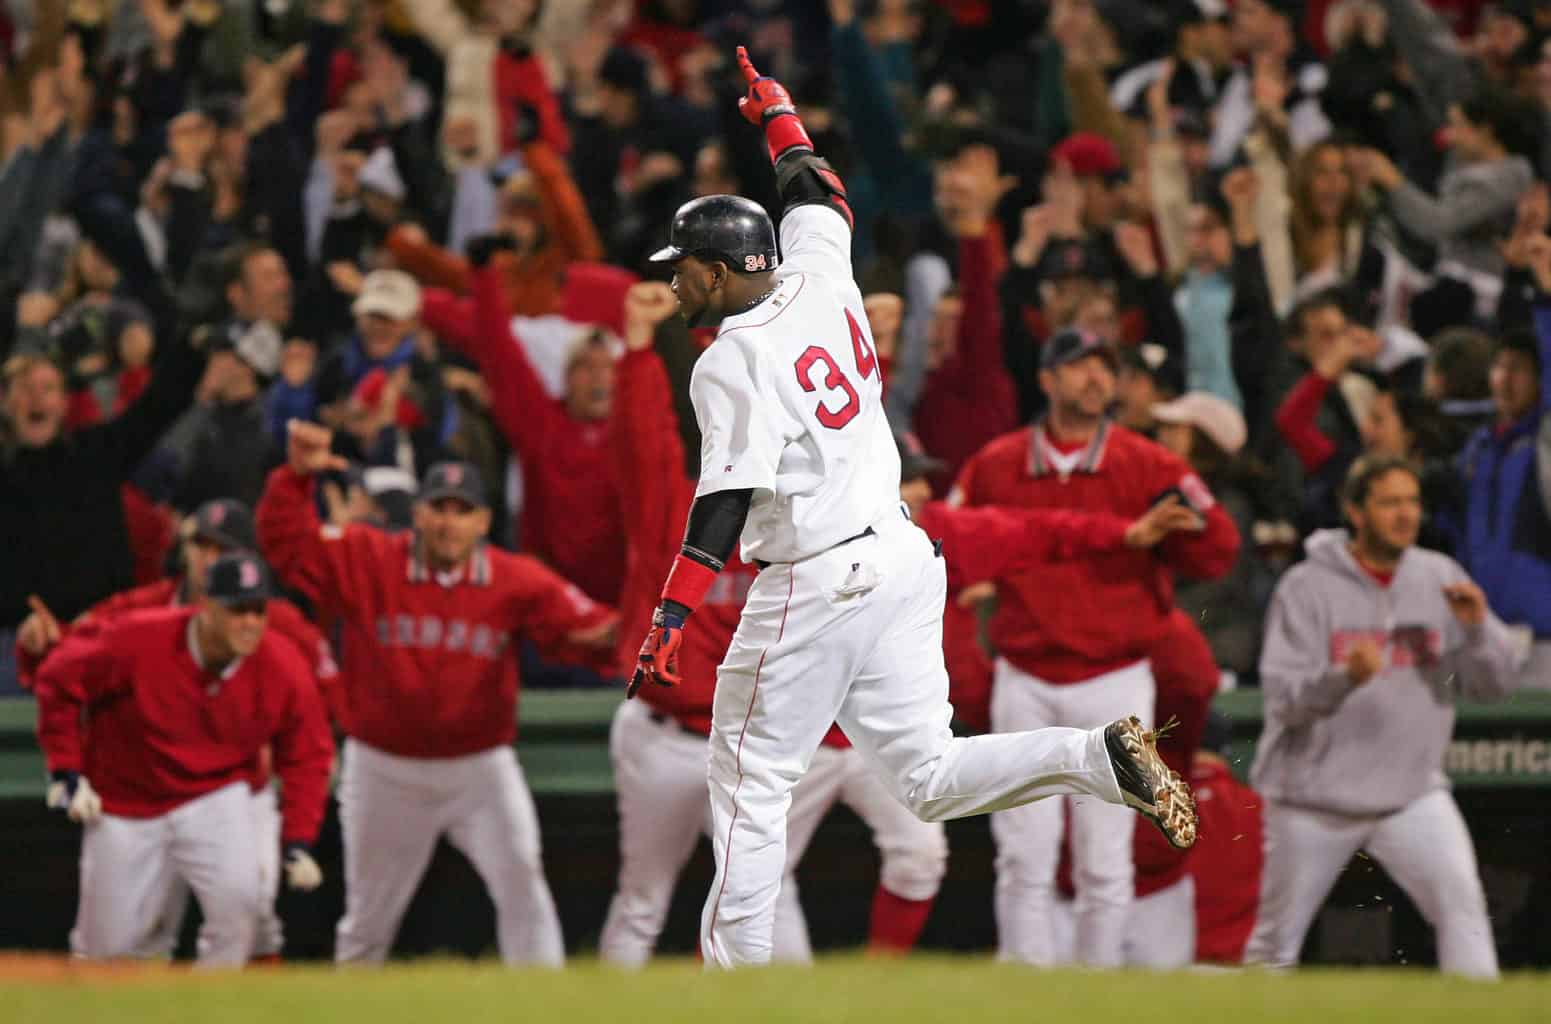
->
[701, 517, 1126, 968]
[772, 743, 949, 963]
[73, 781, 259, 967]
[1047, 875, 1197, 970]
[105, 784, 281, 961]
[334, 739, 564, 967]
[1245, 790, 1498, 979]
[599, 699, 714, 967]
[598, 699, 947, 966]
[989, 657, 1155, 967]
[250, 785, 284, 957]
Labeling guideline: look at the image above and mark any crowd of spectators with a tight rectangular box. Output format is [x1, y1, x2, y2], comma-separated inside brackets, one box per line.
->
[2, 0, 1549, 701]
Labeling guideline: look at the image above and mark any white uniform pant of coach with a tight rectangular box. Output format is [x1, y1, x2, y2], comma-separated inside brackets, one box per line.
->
[702, 516, 1127, 968]
[74, 781, 259, 967]
[74, 784, 283, 960]
[989, 659, 1155, 967]
[599, 698, 947, 966]
[334, 739, 564, 966]
[1048, 875, 1196, 970]
[1245, 790, 1498, 979]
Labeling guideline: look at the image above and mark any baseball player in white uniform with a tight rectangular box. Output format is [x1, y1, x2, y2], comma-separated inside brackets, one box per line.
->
[631, 47, 1198, 969]
[600, 303, 945, 965]
[1246, 456, 1523, 978]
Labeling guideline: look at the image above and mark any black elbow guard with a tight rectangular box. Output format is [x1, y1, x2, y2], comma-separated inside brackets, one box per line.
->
[774, 150, 854, 231]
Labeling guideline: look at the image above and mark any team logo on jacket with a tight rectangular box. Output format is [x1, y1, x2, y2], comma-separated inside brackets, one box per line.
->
[375, 615, 508, 659]
[1330, 626, 1442, 669]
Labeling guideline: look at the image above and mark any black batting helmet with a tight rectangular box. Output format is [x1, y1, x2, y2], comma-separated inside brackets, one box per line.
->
[649, 195, 779, 274]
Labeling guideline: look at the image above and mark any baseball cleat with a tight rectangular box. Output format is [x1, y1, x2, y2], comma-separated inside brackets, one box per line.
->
[1105, 715, 1197, 850]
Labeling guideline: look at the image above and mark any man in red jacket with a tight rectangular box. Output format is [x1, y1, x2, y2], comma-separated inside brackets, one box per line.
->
[952, 326, 1240, 967]
[34, 553, 333, 967]
[418, 238, 624, 604]
[18, 498, 340, 962]
[257, 423, 617, 966]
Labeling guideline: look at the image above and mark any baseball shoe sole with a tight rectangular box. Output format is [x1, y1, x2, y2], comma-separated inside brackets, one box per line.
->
[1104, 715, 1197, 850]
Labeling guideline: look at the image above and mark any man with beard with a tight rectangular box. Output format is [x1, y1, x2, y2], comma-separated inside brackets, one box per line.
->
[1247, 455, 1521, 978]
[951, 327, 1240, 967]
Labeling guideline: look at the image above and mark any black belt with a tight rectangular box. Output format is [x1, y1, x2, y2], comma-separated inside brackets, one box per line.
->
[754, 526, 875, 571]
[648, 711, 704, 738]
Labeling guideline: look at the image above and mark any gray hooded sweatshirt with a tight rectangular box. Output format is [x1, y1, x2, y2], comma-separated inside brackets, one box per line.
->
[1251, 529, 1522, 816]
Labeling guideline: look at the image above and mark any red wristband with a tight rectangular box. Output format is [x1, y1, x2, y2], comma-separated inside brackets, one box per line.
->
[764, 113, 813, 163]
[661, 554, 718, 614]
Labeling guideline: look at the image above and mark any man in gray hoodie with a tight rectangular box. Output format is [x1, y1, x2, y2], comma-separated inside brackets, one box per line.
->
[1245, 454, 1523, 979]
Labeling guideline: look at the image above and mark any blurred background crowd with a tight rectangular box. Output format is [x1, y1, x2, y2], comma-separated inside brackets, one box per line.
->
[1, 0, 1548, 697]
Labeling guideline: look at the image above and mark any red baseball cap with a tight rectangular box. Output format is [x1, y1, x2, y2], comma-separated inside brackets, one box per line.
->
[1051, 132, 1126, 182]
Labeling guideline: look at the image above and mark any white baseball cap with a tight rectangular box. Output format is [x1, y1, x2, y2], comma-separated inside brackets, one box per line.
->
[1151, 392, 1247, 456]
[352, 270, 421, 322]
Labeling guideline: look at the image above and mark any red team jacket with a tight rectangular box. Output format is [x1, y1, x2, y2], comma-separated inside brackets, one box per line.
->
[1188, 754, 1265, 964]
[611, 347, 848, 746]
[33, 607, 333, 844]
[15, 577, 343, 790]
[419, 264, 625, 604]
[256, 465, 615, 759]
[952, 421, 1240, 682]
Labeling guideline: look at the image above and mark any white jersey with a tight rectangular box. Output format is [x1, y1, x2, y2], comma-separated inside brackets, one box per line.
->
[689, 203, 902, 564]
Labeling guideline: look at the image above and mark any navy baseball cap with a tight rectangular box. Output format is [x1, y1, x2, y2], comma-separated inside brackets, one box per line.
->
[419, 461, 487, 508]
[190, 499, 257, 551]
[1041, 327, 1120, 372]
[205, 551, 273, 607]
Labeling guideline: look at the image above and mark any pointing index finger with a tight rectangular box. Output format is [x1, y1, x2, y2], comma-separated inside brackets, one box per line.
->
[736, 45, 760, 84]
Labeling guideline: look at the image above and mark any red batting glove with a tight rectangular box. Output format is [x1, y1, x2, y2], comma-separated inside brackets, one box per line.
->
[627, 606, 685, 698]
[735, 45, 812, 160]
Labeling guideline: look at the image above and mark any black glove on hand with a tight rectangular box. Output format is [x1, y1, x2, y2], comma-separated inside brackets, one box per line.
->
[512, 102, 540, 146]
[466, 232, 519, 268]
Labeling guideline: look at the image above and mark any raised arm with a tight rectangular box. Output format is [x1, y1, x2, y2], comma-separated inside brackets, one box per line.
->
[256, 421, 381, 620]
[523, 139, 605, 264]
[612, 283, 693, 558]
[1374, 0, 1477, 124]
[736, 47, 855, 280]
[463, 246, 567, 461]
[386, 226, 474, 294]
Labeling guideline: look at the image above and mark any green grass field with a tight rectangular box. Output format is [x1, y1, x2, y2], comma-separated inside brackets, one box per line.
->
[5, 956, 1548, 1023]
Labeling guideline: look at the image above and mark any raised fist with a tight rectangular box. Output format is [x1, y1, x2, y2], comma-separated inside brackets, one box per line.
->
[286, 419, 348, 476]
[623, 281, 680, 350]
